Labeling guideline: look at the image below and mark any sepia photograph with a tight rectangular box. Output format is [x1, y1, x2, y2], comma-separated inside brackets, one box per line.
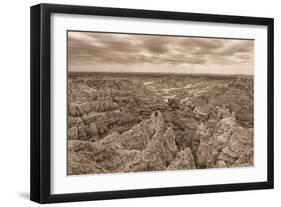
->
[67, 31, 254, 175]
[30, 4, 274, 203]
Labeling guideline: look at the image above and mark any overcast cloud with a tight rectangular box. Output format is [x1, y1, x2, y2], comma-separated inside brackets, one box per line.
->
[68, 31, 254, 75]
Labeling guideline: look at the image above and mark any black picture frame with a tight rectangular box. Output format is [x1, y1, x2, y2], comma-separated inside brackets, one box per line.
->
[30, 3, 274, 204]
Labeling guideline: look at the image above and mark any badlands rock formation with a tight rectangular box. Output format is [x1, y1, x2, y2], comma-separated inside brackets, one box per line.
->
[196, 115, 253, 168]
[68, 111, 182, 174]
[68, 73, 254, 175]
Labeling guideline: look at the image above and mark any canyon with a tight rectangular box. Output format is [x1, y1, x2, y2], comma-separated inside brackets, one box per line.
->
[67, 72, 254, 175]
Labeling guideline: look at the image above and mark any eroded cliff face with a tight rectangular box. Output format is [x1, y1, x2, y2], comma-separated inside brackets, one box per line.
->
[67, 74, 254, 175]
[68, 110, 253, 175]
[196, 115, 253, 169]
[68, 111, 183, 174]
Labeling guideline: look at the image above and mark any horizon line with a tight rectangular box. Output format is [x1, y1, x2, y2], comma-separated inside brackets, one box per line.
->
[68, 70, 253, 76]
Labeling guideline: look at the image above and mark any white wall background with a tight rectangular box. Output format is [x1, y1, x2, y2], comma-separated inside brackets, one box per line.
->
[0, 0, 279, 206]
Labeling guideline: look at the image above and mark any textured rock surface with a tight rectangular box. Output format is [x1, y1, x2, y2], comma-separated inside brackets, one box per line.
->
[196, 116, 253, 168]
[68, 111, 179, 174]
[68, 74, 254, 175]
[168, 147, 196, 170]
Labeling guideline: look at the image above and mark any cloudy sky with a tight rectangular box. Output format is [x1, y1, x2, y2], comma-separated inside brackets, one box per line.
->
[68, 31, 254, 75]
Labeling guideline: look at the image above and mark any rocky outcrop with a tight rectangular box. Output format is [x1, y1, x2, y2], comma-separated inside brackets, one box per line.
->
[68, 74, 254, 175]
[68, 111, 179, 174]
[168, 147, 196, 170]
[196, 116, 253, 168]
[92, 96, 119, 112]
[143, 125, 178, 170]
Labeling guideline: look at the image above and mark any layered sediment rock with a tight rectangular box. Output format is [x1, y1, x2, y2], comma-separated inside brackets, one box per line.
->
[68, 74, 254, 175]
[168, 147, 196, 170]
[196, 115, 253, 168]
[68, 111, 180, 174]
